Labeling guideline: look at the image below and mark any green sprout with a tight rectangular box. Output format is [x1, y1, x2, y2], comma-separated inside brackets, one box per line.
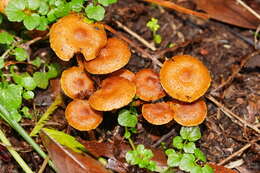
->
[165, 127, 214, 173]
[146, 18, 162, 44]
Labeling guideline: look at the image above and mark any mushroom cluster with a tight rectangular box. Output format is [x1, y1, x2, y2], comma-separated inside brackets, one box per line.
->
[50, 13, 212, 131]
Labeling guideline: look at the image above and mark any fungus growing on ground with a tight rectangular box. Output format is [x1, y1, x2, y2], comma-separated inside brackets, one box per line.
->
[109, 69, 135, 82]
[65, 100, 103, 131]
[89, 76, 136, 111]
[84, 37, 131, 74]
[50, 13, 107, 61]
[60, 66, 94, 99]
[142, 102, 174, 125]
[160, 55, 211, 102]
[134, 69, 166, 101]
[170, 99, 207, 126]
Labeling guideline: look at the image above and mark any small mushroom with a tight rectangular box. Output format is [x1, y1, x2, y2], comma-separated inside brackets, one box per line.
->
[84, 37, 131, 74]
[134, 69, 166, 101]
[50, 13, 107, 61]
[65, 100, 103, 131]
[142, 102, 174, 125]
[160, 55, 211, 102]
[89, 76, 136, 111]
[108, 69, 135, 82]
[60, 66, 94, 99]
[170, 99, 207, 126]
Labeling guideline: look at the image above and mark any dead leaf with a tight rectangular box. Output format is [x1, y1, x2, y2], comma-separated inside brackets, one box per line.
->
[195, 0, 260, 29]
[40, 131, 111, 173]
[209, 163, 237, 173]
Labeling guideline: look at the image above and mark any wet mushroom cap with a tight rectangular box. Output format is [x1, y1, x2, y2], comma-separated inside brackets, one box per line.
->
[84, 37, 131, 74]
[50, 13, 107, 61]
[160, 55, 211, 102]
[108, 69, 135, 82]
[65, 100, 103, 131]
[134, 69, 166, 101]
[170, 99, 207, 126]
[60, 66, 94, 99]
[89, 76, 136, 111]
[142, 102, 174, 125]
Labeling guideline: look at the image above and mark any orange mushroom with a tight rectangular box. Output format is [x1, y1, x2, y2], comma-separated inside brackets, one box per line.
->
[170, 99, 207, 126]
[65, 100, 103, 131]
[0, 0, 8, 13]
[89, 76, 136, 111]
[60, 66, 94, 99]
[50, 13, 107, 61]
[84, 37, 131, 74]
[108, 69, 135, 82]
[160, 55, 211, 102]
[142, 102, 174, 125]
[134, 69, 166, 101]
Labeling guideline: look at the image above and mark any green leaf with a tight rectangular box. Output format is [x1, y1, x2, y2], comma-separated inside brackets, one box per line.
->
[0, 59, 4, 69]
[179, 153, 196, 172]
[30, 57, 42, 68]
[146, 18, 160, 32]
[167, 152, 182, 167]
[183, 142, 196, 153]
[38, 1, 49, 15]
[202, 164, 214, 173]
[54, 3, 71, 18]
[43, 128, 87, 153]
[13, 47, 29, 61]
[123, 130, 131, 139]
[22, 90, 34, 100]
[0, 31, 14, 45]
[154, 34, 162, 44]
[47, 9, 57, 22]
[0, 84, 23, 122]
[98, 0, 117, 6]
[5, 0, 26, 22]
[27, 0, 40, 10]
[194, 148, 206, 162]
[118, 109, 138, 127]
[12, 72, 37, 91]
[180, 126, 201, 142]
[0, 14, 3, 24]
[21, 106, 32, 119]
[85, 4, 105, 21]
[70, 0, 84, 12]
[23, 14, 41, 30]
[36, 16, 48, 31]
[46, 63, 60, 79]
[165, 149, 175, 156]
[33, 72, 49, 89]
[191, 165, 203, 173]
[172, 136, 184, 149]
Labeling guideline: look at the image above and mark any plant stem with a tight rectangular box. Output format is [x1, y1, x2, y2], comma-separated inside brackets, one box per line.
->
[125, 127, 136, 150]
[0, 104, 56, 170]
[0, 128, 34, 173]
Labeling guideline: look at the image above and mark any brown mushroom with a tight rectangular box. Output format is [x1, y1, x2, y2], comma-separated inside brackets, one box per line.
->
[170, 99, 207, 126]
[142, 102, 174, 125]
[108, 69, 135, 82]
[89, 76, 136, 111]
[160, 55, 211, 102]
[60, 66, 94, 99]
[135, 69, 166, 101]
[50, 13, 107, 61]
[65, 100, 103, 131]
[84, 37, 131, 74]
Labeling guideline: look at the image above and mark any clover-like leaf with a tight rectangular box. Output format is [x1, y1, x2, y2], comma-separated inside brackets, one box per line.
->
[0, 32, 14, 45]
[98, 0, 117, 7]
[179, 153, 196, 172]
[13, 47, 29, 62]
[85, 4, 105, 21]
[202, 164, 214, 173]
[23, 13, 41, 30]
[194, 148, 206, 162]
[180, 126, 201, 142]
[172, 136, 184, 149]
[5, 0, 26, 22]
[167, 152, 182, 167]
[118, 109, 138, 127]
[33, 72, 49, 89]
[191, 165, 203, 173]
[183, 142, 196, 153]
[12, 72, 37, 91]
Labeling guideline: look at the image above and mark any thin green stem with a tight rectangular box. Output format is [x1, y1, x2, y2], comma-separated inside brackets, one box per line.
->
[0, 104, 55, 170]
[0, 128, 34, 173]
[125, 127, 136, 150]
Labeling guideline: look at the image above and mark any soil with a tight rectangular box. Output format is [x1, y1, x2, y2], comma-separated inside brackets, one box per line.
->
[0, 0, 259, 173]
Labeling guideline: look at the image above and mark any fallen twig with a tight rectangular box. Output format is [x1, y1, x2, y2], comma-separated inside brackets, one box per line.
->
[142, 0, 209, 19]
[152, 128, 175, 147]
[206, 95, 260, 134]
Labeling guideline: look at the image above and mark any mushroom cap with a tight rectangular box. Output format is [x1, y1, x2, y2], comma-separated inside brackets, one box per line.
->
[108, 69, 135, 82]
[89, 76, 136, 111]
[160, 55, 211, 102]
[142, 102, 174, 125]
[60, 66, 94, 99]
[84, 37, 131, 74]
[50, 13, 107, 61]
[135, 69, 166, 101]
[65, 100, 103, 131]
[170, 99, 207, 126]
[0, 0, 8, 13]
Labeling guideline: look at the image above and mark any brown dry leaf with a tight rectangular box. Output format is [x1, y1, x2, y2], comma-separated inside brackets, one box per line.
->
[209, 163, 237, 173]
[40, 132, 111, 173]
[195, 0, 260, 29]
